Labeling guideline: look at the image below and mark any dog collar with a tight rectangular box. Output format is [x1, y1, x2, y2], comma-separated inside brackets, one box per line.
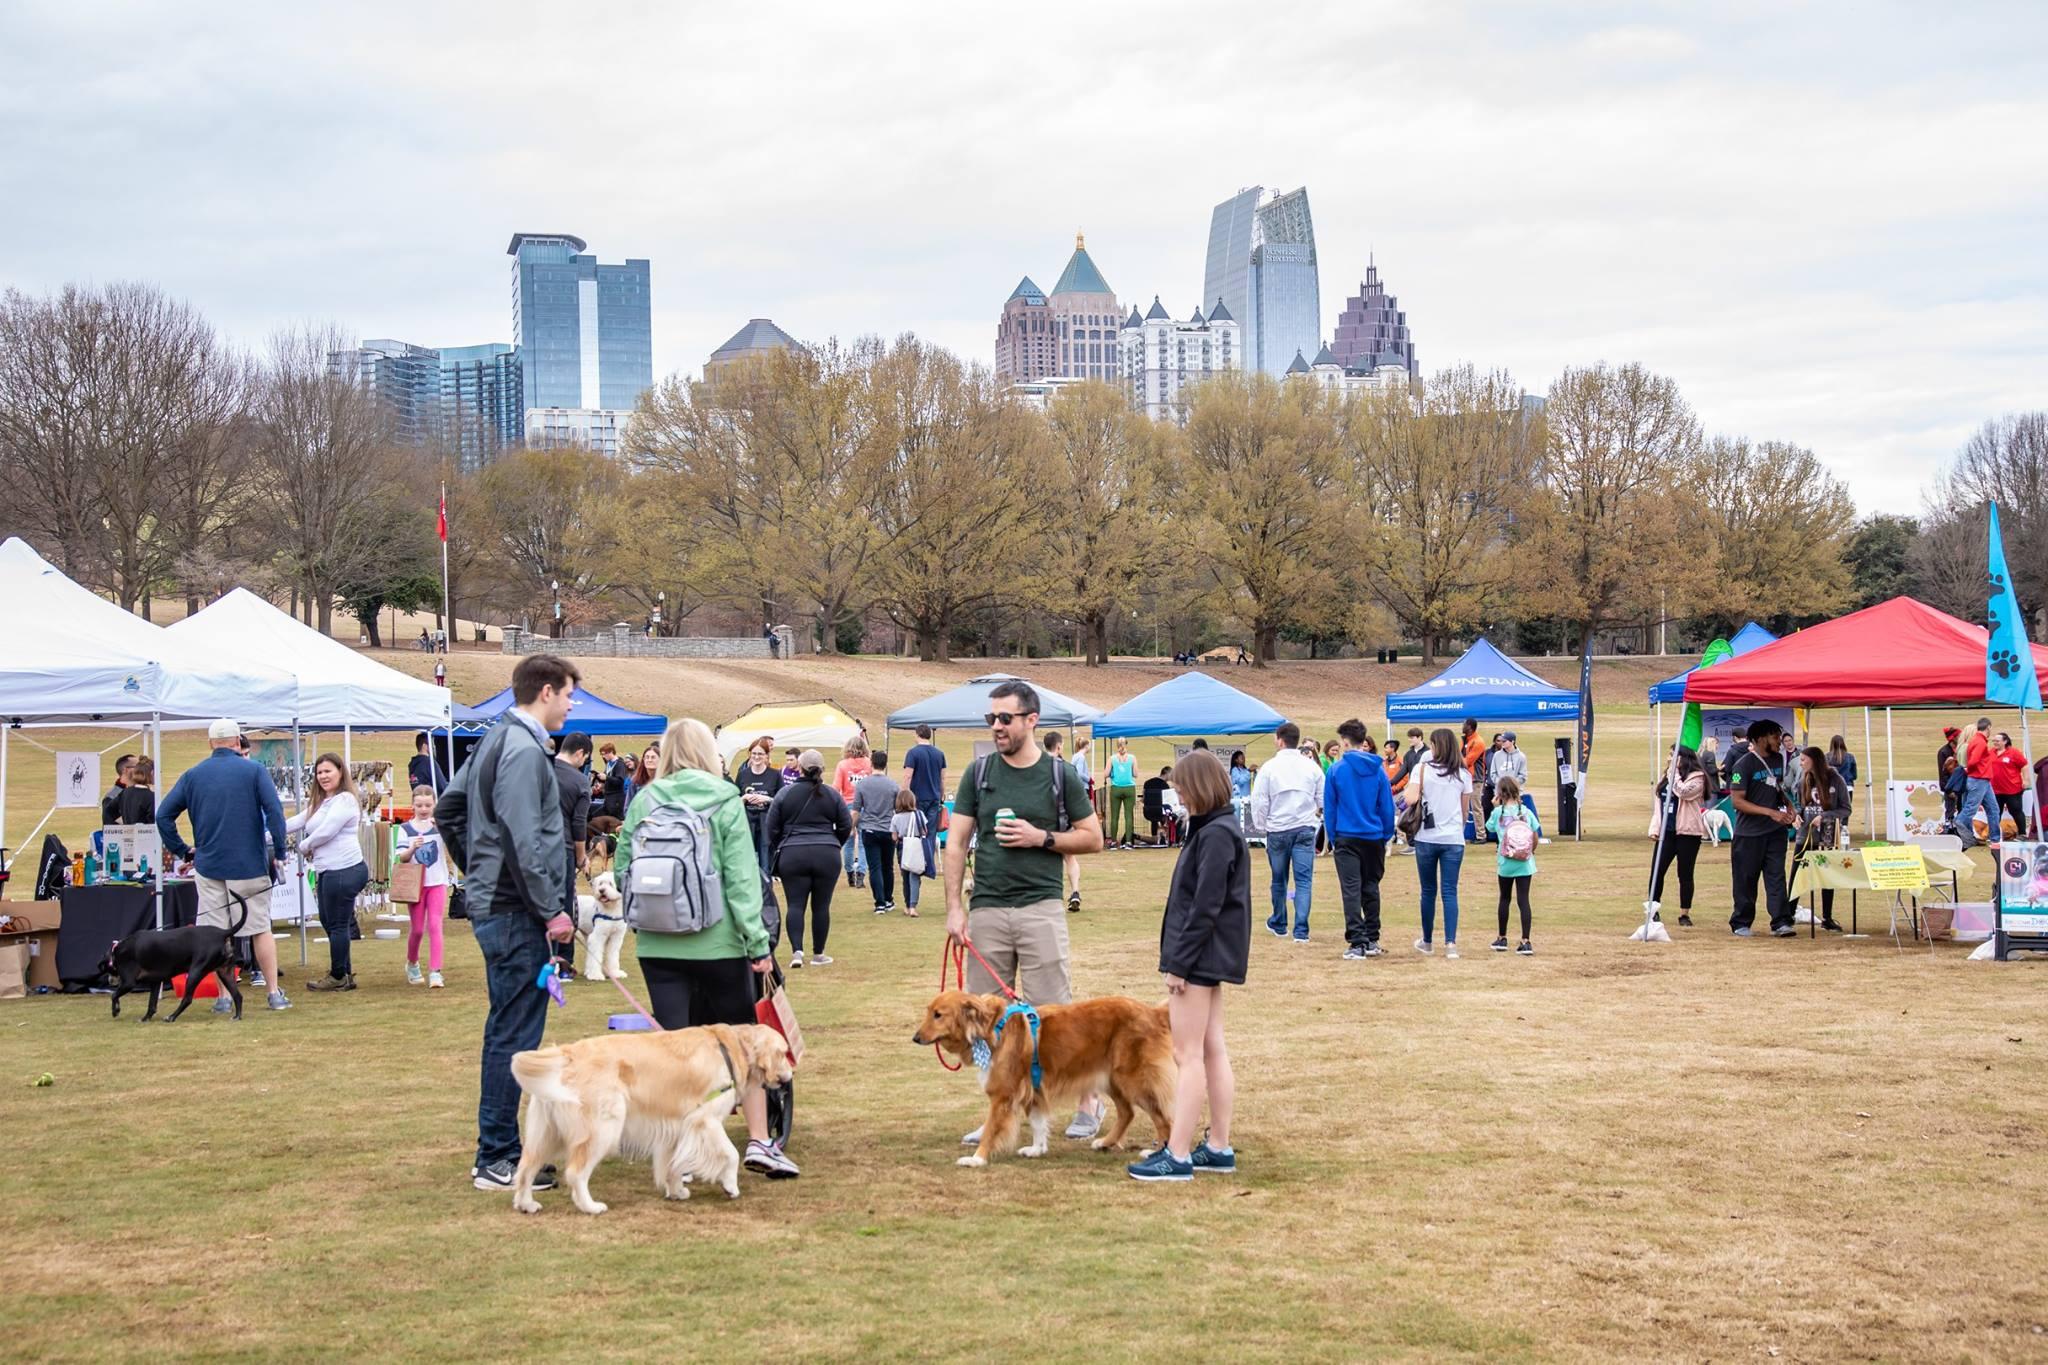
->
[590, 911, 623, 922]
[712, 1036, 743, 1103]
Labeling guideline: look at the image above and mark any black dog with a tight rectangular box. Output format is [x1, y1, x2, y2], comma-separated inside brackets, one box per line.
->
[101, 892, 249, 1022]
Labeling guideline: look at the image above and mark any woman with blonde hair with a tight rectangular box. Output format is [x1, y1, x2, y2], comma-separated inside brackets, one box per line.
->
[833, 734, 873, 888]
[293, 753, 369, 993]
[615, 718, 798, 1179]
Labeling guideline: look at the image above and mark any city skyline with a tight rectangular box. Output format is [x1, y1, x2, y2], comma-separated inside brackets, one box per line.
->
[3, 4, 2043, 512]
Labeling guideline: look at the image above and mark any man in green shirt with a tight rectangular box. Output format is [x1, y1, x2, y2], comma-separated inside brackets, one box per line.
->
[944, 679, 1105, 1141]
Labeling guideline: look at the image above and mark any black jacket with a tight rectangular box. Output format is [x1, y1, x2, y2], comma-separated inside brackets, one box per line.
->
[552, 761, 591, 854]
[1158, 807, 1251, 985]
[114, 785, 156, 825]
[765, 776, 852, 857]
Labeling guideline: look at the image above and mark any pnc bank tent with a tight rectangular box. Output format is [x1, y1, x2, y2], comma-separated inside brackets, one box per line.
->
[1384, 639, 1580, 725]
[717, 698, 863, 766]
[451, 686, 668, 736]
[885, 673, 1103, 735]
[1647, 622, 1778, 704]
[1093, 671, 1287, 739]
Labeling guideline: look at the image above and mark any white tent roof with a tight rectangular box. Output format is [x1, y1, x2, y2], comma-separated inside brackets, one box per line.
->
[0, 538, 298, 723]
[168, 588, 451, 728]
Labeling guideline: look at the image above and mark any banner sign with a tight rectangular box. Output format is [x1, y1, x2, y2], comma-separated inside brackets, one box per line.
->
[1861, 844, 1930, 891]
[56, 752, 101, 809]
[1997, 842, 2048, 943]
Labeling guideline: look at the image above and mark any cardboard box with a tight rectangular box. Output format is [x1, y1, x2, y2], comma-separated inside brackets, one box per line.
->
[18, 900, 61, 932]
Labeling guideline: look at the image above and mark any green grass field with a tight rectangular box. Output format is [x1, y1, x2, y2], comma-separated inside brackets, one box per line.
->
[4, 652, 2045, 1361]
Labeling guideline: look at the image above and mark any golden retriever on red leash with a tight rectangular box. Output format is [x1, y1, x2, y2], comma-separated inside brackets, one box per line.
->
[509, 1022, 793, 1214]
[912, 990, 1176, 1166]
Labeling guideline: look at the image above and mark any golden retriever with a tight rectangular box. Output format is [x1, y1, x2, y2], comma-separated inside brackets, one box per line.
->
[912, 990, 1176, 1167]
[509, 1022, 793, 1214]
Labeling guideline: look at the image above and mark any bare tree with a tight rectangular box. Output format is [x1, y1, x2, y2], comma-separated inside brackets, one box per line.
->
[1929, 412, 2048, 626]
[468, 447, 621, 634]
[248, 326, 405, 633]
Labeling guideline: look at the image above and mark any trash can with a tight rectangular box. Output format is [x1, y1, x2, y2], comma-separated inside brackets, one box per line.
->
[1554, 737, 1579, 837]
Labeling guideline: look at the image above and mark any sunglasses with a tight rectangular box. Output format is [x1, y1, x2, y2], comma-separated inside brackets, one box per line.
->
[983, 711, 1037, 727]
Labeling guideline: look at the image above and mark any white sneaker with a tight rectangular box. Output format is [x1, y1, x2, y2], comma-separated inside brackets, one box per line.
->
[809, 954, 833, 966]
[406, 963, 424, 986]
[428, 971, 444, 988]
[961, 1125, 984, 1146]
[1414, 938, 1433, 955]
[790, 950, 803, 969]
[1445, 943, 1459, 960]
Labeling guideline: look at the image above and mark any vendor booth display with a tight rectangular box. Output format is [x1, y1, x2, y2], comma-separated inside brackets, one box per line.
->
[1384, 639, 1580, 724]
[716, 699, 863, 766]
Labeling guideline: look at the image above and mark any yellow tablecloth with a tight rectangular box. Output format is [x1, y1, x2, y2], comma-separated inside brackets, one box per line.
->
[1790, 846, 1976, 899]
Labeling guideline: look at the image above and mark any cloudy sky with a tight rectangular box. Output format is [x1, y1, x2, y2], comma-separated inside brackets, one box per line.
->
[2, 2, 2041, 513]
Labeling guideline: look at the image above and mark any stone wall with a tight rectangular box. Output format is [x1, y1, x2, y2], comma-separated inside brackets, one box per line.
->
[502, 623, 793, 660]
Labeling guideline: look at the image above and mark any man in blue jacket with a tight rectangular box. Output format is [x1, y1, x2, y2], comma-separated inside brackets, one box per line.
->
[1323, 718, 1395, 961]
[156, 719, 293, 1010]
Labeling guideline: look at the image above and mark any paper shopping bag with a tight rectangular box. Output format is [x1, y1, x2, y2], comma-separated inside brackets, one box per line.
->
[755, 966, 804, 1067]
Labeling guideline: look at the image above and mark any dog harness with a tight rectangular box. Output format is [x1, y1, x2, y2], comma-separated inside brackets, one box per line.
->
[992, 1000, 1043, 1092]
[711, 1036, 742, 1104]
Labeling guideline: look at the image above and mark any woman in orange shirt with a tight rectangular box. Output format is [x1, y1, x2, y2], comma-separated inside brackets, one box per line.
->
[833, 734, 874, 888]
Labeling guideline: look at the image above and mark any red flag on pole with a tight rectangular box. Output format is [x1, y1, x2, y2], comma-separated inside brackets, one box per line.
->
[437, 489, 448, 542]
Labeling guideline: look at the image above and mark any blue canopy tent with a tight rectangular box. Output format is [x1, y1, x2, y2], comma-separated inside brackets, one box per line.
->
[884, 673, 1103, 735]
[440, 687, 669, 737]
[1094, 671, 1287, 738]
[1646, 622, 1778, 704]
[1383, 639, 1580, 725]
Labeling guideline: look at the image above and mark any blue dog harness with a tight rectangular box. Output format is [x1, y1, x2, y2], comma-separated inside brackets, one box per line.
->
[992, 1000, 1043, 1092]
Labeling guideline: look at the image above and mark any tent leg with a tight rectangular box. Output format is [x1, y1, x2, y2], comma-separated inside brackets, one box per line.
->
[1863, 707, 1875, 839]
[293, 721, 308, 968]
[151, 714, 164, 930]
[1, 722, 9, 866]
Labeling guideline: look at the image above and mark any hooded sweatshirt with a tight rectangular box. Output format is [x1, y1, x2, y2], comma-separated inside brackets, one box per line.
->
[614, 767, 769, 963]
[1323, 748, 1395, 841]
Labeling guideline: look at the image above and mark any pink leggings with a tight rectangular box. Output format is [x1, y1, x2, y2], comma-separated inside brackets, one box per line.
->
[408, 884, 448, 971]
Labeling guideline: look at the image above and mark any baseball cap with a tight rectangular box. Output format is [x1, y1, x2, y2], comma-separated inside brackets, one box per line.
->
[1502, 730, 1517, 741]
[208, 719, 242, 741]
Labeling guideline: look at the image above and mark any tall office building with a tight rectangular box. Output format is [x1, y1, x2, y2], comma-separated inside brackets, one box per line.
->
[328, 339, 443, 446]
[706, 317, 801, 378]
[994, 234, 1122, 384]
[1119, 297, 1242, 421]
[1202, 187, 1322, 377]
[439, 343, 523, 470]
[1331, 258, 1417, 377]
[507, 232, 653, 414]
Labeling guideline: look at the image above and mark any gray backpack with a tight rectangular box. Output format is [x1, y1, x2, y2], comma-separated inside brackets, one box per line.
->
[625, 795, 729, 934]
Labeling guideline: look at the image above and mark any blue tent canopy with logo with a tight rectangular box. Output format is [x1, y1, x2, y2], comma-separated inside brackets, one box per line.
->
[1093, 671, 1288, 739]
[439, 686, 668, 736]
[1383, 639, 1580, 724]
[1645, 622, 1779, 703]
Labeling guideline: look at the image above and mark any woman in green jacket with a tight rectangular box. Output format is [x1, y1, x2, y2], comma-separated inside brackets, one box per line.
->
[617, 717, 798, 1179]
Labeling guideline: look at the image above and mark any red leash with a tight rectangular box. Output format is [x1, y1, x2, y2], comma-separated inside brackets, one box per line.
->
[931, 935, 1027, 1072]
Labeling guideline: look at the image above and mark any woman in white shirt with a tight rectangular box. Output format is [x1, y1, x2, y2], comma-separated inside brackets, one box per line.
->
[396, 784, 450, 987]
[292, 753, 369, 992]
[1403, 728, 1473, 959]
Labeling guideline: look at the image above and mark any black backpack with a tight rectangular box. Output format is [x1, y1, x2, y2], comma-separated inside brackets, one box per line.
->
[970, 753, 1072, 832]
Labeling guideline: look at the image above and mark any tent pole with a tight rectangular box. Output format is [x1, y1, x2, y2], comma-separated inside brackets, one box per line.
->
[1884, 708, 1894, 838]
[151, 713, 164, 930]
[2025, 710, 2036, 839]
[1863, 707, 1875, 839]
[293, 721, 307, 968]
[1, 722, 9, 867]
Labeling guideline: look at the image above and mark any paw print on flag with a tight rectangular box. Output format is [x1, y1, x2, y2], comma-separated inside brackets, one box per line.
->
[1989, 647, 2020, 680]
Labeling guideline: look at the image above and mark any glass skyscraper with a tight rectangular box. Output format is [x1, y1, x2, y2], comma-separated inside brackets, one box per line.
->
[507, 232, 653, 413]
[439, 343, 523, 470]
[1202, 187, 1322, 376]
[329, 339, 443, 445]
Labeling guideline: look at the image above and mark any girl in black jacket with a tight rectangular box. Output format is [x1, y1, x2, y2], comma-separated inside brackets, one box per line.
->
[1129, 750, 1250, 1183]
[765, 749, 854, 967]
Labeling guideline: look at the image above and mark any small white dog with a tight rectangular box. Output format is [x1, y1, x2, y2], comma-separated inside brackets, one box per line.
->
[577, 869, 629, 981]
[1701, 808, 1733, 846]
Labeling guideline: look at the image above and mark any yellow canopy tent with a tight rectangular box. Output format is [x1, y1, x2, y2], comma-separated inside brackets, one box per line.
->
[715, 698, 863, 768]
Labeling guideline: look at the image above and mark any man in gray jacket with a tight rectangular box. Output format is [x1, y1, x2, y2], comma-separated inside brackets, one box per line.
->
[442, 654, 579, 1192]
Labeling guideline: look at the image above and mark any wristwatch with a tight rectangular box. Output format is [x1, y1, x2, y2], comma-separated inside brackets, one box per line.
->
[1042, 830, 1055, 850]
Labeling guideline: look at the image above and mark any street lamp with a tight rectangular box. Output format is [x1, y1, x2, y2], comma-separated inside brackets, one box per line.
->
[551, 579, 561, 638]
[654, 590, 665, 637]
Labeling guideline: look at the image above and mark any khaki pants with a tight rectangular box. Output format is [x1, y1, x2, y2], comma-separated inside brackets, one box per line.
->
[197, 876, 274, 937]
[963, 899, 1071, 1004]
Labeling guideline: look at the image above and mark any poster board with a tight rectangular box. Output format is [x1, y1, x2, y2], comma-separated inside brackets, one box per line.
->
[1886, 779, 1947, 841]
[56, 753, 101, 808]
[1996, 841, 2048, 958]
[1702, 708, 1794, 752]
[1861, 844, 1929, 891]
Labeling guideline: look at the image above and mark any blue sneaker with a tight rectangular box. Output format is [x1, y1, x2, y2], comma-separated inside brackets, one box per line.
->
[1127, 1148, 1194, 1182]
[1189, 1143, 1236, 1174]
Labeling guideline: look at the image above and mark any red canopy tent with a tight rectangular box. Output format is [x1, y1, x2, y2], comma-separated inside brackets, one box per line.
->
[1683, 597, 2048, 708]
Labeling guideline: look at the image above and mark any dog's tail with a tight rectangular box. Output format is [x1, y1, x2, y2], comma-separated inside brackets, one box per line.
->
[225, 889, 249, 939]
[510, 1046, 580, 1105]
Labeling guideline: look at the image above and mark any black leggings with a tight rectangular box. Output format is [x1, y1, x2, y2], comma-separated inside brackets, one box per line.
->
[1497, 875, 1532, 941]
[1998, 792, 2027, 834]
[640, 955, 757, 1028]
[1649, 833, 1701, 910]
[778, 843, 840, 954]
[316, 862, 370, 978]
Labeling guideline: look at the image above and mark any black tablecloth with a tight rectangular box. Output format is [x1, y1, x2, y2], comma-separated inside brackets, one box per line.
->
[57, 882, 199, 986]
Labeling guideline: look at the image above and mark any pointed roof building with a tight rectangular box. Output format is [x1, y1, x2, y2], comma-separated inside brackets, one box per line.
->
[1206, 296, 1233, 323]
[1188, 305, 1206, 325]
[1009, 276, 1046, 304]
[1285, 350, 1311, 376]
[1311, 343, 1339, 368]
[1124, 305, 1144, 329]
[707, 318, 800, 375]
[1145, 295, 1171, 321]
[1049, 232, 1115, 297]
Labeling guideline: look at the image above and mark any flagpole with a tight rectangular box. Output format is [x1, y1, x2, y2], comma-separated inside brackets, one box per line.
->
[439, 482, 451, 648]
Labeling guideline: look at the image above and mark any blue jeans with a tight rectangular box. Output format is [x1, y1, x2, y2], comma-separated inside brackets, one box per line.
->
[918, 799, 944, 873]
[1265, 825, 1316, 936]
[1415, 840, 1464, 943]
[842, 827, 866, 877]
[472, 911, 552, 1168]
[1961, 777, 2000, 845]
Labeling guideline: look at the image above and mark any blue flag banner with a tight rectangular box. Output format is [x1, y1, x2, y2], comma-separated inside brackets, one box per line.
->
[1575, 637, 1595, 790]
[1986, 503, 2042, 709]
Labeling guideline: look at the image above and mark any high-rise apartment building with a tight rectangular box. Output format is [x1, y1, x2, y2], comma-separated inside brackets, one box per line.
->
[507, 232, 653, 414]
[994, 234, 1122, 384]
[1119, 296, 1241, 421]
[1331, 259, 1417, 377]
[1202, 187, 1322, 377]
[329, 339, 443, 446]
[439, 343, 523, 470]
